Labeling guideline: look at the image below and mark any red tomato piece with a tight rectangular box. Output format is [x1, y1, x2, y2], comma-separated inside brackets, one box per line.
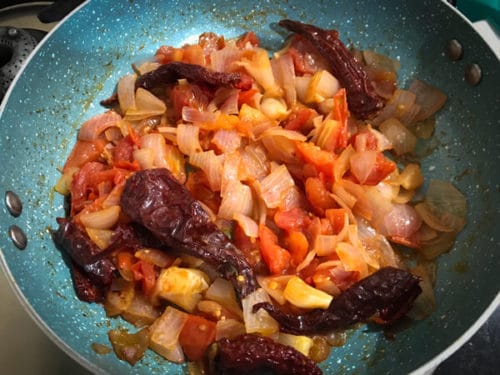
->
[296, 142, 335, 177]
[131, 260, 156, 296]
[258, 224, 291, 275]
[274, 207, 311, 232]
[178, 314, 217, 361]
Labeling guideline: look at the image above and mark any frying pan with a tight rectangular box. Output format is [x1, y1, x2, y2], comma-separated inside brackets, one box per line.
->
[0, 0, 499, 374]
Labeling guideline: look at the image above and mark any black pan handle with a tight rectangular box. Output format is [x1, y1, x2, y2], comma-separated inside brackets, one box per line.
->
[0, 0, 85, 23]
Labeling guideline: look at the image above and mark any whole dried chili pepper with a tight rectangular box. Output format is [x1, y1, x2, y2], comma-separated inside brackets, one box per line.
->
[253, 266, 421, 334]
[135, 61, 253, 91]
[52, 218, 116, 302]
[213, 334, 322, 375]
[120, 168, 258, 298]
[279, 19, 384, 119]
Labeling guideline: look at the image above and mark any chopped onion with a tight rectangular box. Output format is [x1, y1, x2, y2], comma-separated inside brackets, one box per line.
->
[189, 150, 223, 191]
[210, 43, 242, 72]
[104, 278, 135, 317]
[205, 277, 243, 317]
[80, 205, 121, 229]
[78, 111, 122, 141]
[140, 133, 169, 168]
[271, 52, 296, 107]
[305, 69, 340, 104]
[125, 88, 166, 121]
[418, 231, 457, 260]
[379, 118, 417, 155]
[362, 50, 400, 73]
[135, 248, 173, 268]
[155, 266, 209, 312]
[334, 144, 355, 182]
[117, 74, 137, 113]
[85, 227, 114, 250]
[212, 129, 241, 154]
[242, 288, 279, 336]
[283, 276, 333, 309]
[335, 242, 368, 278]
[260, 127, 305, 164]
[215, 319, 246, 341]
[384, 203, 422, 238]
[414, 202, 457, 233]
[108, 328, 150, 365]
[257, 164, 295, 208]
[398, 163, 424, 190]
[409, 80, 447, 122]
[408, 264, 436, 320]
[218, 180, 254, 220]
[182, 106, 216, 124]
[133, 147, 155, 169]
[235, 48, 282, 96]
[176, 124, 202, 156]
[257, 275, 294, 305]
[149, 306, 188, 363]
[295, 75, 312, 103]
[122, 292, 161, 327]
[373, 89, 419, 126]
[233, 213, 259, 238]
[260, 97, 290, 121]
[425, 179, 467, 232]
[240, 143, 269, 181]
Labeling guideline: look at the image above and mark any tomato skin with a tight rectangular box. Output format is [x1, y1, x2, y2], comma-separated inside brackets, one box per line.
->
[285, 230, 309, 266]
[258, 224, 291, 275]
[131, 260, 156, 296]
[274, 207, 311, 232]
[236, 31, 260, 48]
[296, 142, 335, 177]
[305, 177, 336, 216]
[178, 314, 216, 361]
[325, 208, 346, 234]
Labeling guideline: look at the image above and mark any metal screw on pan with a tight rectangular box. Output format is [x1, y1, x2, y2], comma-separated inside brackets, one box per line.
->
[8, 225, 27, 250]
[447, 39, 463, 61]
[5, 190, 22, 217]
[465, 63, 482, 85]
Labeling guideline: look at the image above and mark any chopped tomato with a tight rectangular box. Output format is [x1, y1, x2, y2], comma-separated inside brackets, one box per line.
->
[182, 44, 205, 66]
[258, 224, 291, 275]
[131, 260, 157, 296]
[156, 45, 184, 64]
[178, 314, 216, 361]
[232, 225, 263, 269]
[116, 250, 135, 281]
[283, 107, 315, 132]
[349, 151, 396, 186]
[296, 142, 335, 177]
[274, 207, 311, 232]
[237, 88, 259, 108]
[185, 170, 221, 213]
[70, 162, 107, 215]
[236, 31, 260, 48]
[112, 135, 135, 165]
[305, 177, 336, 216]
[351, 129, 379, 152]
[63, 139, 106, 172]
[285, 231, 309, 266]
[287, 46, 315, 76]
[325, 208, 346, 234]
[169, 84, 212, 122]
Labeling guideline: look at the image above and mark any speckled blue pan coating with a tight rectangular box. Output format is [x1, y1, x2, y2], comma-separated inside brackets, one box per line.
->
[0, 0, 499, 374]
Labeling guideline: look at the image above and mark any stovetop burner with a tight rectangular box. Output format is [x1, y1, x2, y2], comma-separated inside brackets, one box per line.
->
[0, 0, 84, 100]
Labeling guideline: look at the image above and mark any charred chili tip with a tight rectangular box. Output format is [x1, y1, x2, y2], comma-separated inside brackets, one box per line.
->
[9, 225, 27, 250]
[5, 190, 23, 217]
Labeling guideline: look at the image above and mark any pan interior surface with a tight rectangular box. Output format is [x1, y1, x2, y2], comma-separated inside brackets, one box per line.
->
[0, 1, 498, 374]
